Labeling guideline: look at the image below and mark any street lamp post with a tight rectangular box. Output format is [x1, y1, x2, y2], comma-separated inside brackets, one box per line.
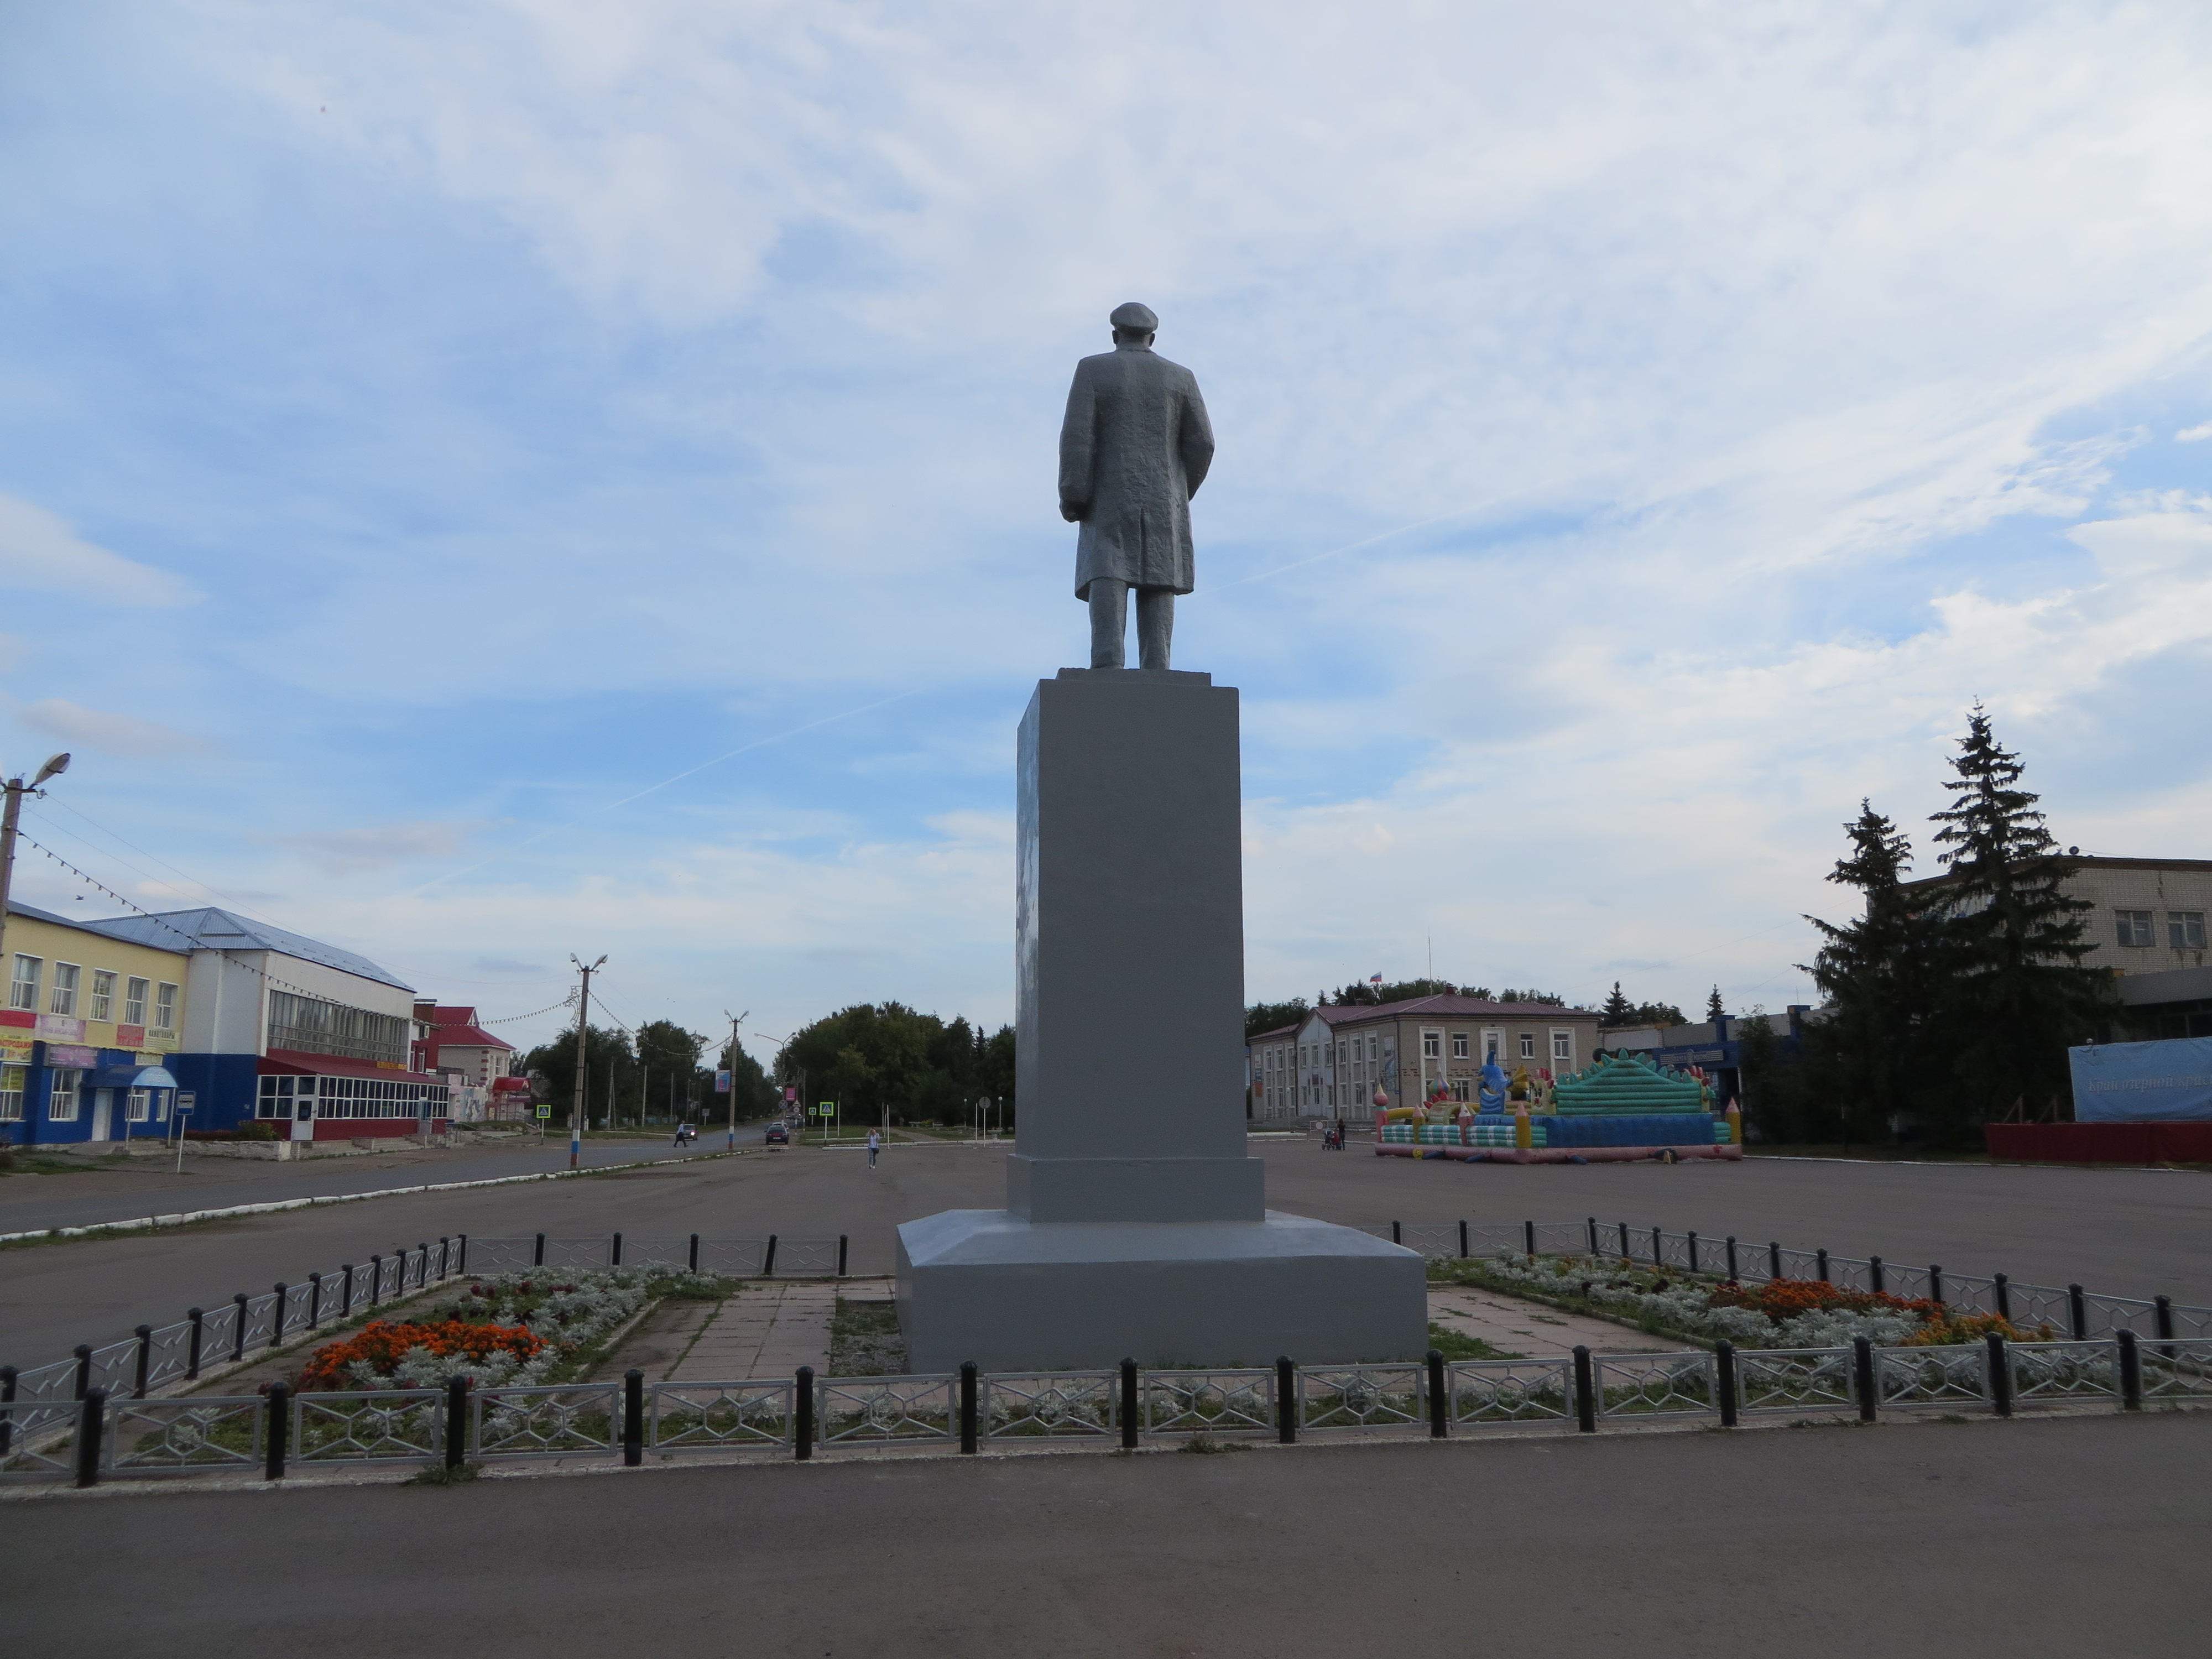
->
[568, 954, 604, 1171]
[0, 753, 72, 1016]
[723, 1010, 748, 1151]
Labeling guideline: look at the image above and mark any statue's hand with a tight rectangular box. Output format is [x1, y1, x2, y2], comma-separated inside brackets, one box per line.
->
[1060, 500, 1087, 524]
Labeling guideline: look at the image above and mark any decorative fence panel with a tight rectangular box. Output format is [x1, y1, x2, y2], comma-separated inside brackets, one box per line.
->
[1300, 1363, 1424, 1431]
[1875, 1345, 1991, 1410]
[2007, 1341, 2120, 1406]
[295, 1390, 446, 1464]
[1447, 1359, 1573, 1425]
[1143, 1369, 1276, 1436]
[1594, 1353, 1714, 1419]
[983, 1371, 1119, 1440]
[474, 1382, 619, 1459]
[1734, 1347, 1856, 1415]
[816, 1375, 956, 1447]
[108, 1396, 264, 1472]
[650, 1381, 791, 1451]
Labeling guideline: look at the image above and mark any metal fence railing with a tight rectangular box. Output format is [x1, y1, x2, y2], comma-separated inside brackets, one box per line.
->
[1, 1232, 848, 1446]
[1387, 1217, 2212, 1345]
[12, 1333, 2208, 1488]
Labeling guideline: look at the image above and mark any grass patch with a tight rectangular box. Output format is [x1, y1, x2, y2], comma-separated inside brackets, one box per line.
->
[406, 1460, 484, 1486]
[830, 1298, 907, 1376]
[1425, 1322, 1522, 1362]
[1178, 1432, 1249, 1454]
[0, 1151, 110, 1176]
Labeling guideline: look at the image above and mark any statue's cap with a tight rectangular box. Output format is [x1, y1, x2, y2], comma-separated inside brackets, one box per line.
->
[1110, 302, 1159, 332]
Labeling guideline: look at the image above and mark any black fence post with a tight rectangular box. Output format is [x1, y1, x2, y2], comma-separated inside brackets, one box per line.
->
[264, 1381, 290, 1480]
[2154, 1295, 2175, 1342]
[340, 1265, 354, 1318]
[533, 1233, 546, 1267]
[457, 1234, 469, 1275]
[1276, 1357, 1298, 1444]
[1120, 1359, 1140, 1449]
[763, 1234, 780, 1277]
[270, 1284, 288, 1350]
[74, 1387, 106, 1489]
[1391, 1220, 1402, 1246]
[445, 1375, 469, 1470]
[1853, 1335, 1877, 1423]
[1986, 1332, 2012, 1417]
[133, 1326, 152, 1400]
[2117, 1329, 2142, 1411]
[793, 1365, 814, 1460]
[1572, 1346, 1595, 1432]
[74, 1343, 91, 1401]
[230, 1295, 248, 1362]
[959, 1363, 979, 1454]
[186, 1308, 204, 1380]
[1994, 1273, 2011, 1322]
[837, 1235, 849, 1279]
[1815, 1249, 1830, 1285]
[0, 1364, 15, 1458]
[1715, 1340, 1738, 1427]
[437, 1238, 450, 1280]
[1426, 1350, 1447, 1439]
[2068, 1284, 2088, 1341]
[1651, 1227, 1663, 1266]
[1869, 1256, 1885, 1297]
[1768, 1241, 1783, 1281]
[688, 1234, 700, 1274]
[611, 1232, 623, 1268]
[1725, 1237, 1739, 1282]
[368, 1256, 383, 1307]
[1522, 1220, 1536, 1257]
[1686, 1232, 1699, 1275]
[1458, 1220, 1469, 1259]
[1929, 1266, 1944, 1306]
[1586, 1217, 1599, 1254]
[307, 1273, 323, 1330]
[623, 1369, 645, 1465]
[418, 1245, 429, 1288]
[1618, 1222, 1630, 1260]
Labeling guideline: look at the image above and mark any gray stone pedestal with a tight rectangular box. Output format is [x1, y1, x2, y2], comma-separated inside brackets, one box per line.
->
[897, 669, 1424, 1371]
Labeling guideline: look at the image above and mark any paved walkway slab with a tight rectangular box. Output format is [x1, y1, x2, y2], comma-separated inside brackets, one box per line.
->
[1426, 1284, 1671, 1356]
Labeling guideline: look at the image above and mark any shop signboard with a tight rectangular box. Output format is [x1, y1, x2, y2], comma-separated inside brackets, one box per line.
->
[0, 1029, 33, 1062]
[36, 1014, 85, 1041]
[47, 1044, 98, 1068]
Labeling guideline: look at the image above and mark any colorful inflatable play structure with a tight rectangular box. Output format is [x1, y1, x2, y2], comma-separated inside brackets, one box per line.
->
[1373, 1050, 1743, 1164]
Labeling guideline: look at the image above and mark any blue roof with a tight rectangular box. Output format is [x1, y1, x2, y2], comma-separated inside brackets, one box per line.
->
[70, 906, 414, 993]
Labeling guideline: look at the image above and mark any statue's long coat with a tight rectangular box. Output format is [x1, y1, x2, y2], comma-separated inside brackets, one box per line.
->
[1058, 343, 1214, 598]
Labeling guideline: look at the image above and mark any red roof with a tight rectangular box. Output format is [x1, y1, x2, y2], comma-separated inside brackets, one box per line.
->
[262, 1048, 445, 1084]
[426, 1005, 515, 1052]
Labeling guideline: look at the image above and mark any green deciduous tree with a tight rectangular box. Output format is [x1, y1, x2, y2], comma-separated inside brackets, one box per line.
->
[776, 1003, 1016, 1127]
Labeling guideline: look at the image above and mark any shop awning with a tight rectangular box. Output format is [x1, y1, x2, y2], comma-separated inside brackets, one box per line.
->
[88, 1065, 179, 1091]
[261, 1048, 444, 1084]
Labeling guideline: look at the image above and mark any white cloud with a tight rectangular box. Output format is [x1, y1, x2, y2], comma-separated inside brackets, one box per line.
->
[13, 698, 213, 759]
[0, 494, 199, 608]
[2179, 422, 2212, 442]
[276, 820, 496, 875]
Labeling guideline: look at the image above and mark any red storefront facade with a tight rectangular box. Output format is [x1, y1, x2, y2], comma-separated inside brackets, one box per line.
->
[255, 1047, 451, 1140]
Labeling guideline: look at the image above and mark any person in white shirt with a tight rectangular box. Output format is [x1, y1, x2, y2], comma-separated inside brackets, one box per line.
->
[867, 1127, 881, 1170]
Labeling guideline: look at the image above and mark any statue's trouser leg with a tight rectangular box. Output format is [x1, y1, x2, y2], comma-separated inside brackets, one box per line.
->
[1136, 587, 1173, 671]
[1087, 579, 1128, 669]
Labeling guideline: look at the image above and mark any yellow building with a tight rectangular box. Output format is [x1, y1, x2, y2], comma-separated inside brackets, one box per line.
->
[2, 900, 189, 1145]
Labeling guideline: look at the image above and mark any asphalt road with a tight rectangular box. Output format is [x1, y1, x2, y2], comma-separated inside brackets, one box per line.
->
[6, 1138, 2211, 1376]
[0, 1128, 770, 1234]
[8, 1411, 2203, 1657]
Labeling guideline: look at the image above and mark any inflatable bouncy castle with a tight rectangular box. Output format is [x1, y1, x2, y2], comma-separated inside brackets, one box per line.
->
[1373, 1051, 1742, 1165]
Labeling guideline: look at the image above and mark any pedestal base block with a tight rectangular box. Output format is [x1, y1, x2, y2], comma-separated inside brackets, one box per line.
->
[895, 1209, 1427, 1373]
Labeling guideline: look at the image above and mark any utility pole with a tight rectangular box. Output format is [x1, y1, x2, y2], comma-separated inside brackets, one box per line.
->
[723, 1010, 748, 1151]
[569, 954, 604, 1170]
[0, 752, 71, 1009]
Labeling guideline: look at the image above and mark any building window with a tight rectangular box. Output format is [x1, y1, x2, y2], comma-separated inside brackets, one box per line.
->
[126, 1088, 151, 1123]
[90, 970, 115, 1023]
[1483, 1030, 1502, 1063]
[155, 983, 179, 1032]
[1519, 1033, 1536, 1059]
[1451, 1032, 1469, 1060]
[2171, 912, 2208, 950]
[49, 1069, 81, 1122]
[124, 977, 149, 1025]
[0, 1066, 23, 1121]
[10, 955, 41, 1012]
[1552, 1030, 1573, 1064]
[2116, 910, 2155, 947]
[1366, 1035, 1378, 1061]
[1421, 1031, 1441, 1060]
[1451, 1079, 1471, 1102]
[49, 962, 80, 1016]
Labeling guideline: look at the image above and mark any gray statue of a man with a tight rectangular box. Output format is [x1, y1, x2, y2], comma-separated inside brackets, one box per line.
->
[1058, 302, 1215, 670]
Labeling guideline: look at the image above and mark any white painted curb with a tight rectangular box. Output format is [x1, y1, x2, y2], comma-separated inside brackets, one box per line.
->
[0, 1151, 739, 1245]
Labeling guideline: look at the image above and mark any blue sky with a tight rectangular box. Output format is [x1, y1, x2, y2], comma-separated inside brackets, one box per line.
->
[4, 2, 2210, 1063]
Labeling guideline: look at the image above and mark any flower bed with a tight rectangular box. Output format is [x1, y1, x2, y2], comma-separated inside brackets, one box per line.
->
[1433, 1252, 2052, 1349]
[293, 1267, 729, 1390]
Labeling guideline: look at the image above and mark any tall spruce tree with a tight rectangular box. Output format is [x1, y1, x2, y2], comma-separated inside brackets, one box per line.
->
[1600, 982, 1634, 1025]
[1802, 800, 1929, 1146]
[1926, 707, 2112, 1134]
[1705, 985, 1725, 1021]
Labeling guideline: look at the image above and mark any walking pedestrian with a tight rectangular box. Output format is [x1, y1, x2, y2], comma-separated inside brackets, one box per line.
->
[867, 1127, 881, 1170]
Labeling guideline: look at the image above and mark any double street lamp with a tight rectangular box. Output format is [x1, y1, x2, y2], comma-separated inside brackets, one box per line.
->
[0, 752, 72, 1006]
